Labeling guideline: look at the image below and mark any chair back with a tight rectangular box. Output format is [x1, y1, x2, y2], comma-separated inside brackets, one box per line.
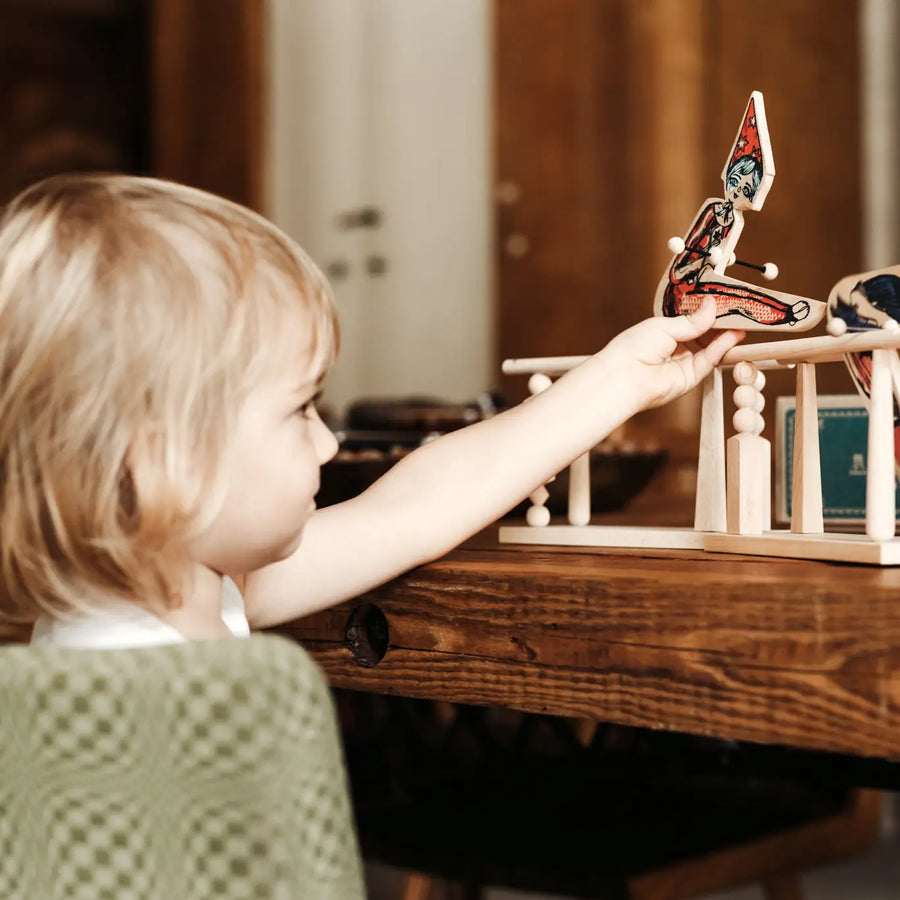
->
[0, 633, 365, 899]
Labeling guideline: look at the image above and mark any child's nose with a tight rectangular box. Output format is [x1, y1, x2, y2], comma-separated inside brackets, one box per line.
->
[314, 419, 339, 465]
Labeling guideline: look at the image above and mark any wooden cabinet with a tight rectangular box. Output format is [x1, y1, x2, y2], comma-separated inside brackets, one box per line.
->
[0, 0, 148, 203]
[0, 0, 263, 209]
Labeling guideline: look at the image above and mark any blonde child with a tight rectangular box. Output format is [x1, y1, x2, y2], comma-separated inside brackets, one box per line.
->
[0, 174, 743, 647]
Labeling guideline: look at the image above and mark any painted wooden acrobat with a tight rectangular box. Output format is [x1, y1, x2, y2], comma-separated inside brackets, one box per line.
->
[653, 92, 824, 333]
[499, 92, 900, 565]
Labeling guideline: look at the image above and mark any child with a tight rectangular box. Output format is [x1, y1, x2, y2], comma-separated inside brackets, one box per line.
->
[0, 174, 743, 648]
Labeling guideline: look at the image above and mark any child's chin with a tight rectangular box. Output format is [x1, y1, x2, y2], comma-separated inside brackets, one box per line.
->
[274, 528, 305, 561]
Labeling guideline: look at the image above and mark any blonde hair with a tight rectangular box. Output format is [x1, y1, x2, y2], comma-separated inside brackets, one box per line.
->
[0, 173, 338, 622]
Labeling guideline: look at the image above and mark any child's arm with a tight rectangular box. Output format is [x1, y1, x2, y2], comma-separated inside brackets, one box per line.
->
[243, 299, 742, 627]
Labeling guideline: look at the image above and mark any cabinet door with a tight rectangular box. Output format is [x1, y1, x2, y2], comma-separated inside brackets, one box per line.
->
[266, 0, 493, 415]
[494, 0, 862, 415]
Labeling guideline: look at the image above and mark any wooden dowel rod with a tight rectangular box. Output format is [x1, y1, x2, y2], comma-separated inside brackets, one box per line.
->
[503, 331, 900, 377]
[503, 356, 790, 376]
[722, 328, 900, 366]
[502, 356, 589, 375]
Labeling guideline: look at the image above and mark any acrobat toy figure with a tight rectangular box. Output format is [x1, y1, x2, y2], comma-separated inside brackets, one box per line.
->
[827, 265, 900, 468]
[654, 92, 826, 331]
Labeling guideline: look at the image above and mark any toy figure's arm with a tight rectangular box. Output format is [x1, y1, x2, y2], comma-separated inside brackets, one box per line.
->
[242, 300, 743, 627]
[672, 248, 707, 283]
[670, 203, 718, 283]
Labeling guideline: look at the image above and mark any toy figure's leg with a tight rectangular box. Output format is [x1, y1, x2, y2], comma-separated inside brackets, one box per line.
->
[686, 281, 809, 326]
[661, 284, 683, 317]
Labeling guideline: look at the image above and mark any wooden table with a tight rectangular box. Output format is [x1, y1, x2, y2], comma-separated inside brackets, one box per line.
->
[278, 526, 900, 775]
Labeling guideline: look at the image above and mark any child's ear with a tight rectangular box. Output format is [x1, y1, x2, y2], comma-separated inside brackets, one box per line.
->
[123, 423, 190, 611]
[123, 423, 163, 527]
[123, 422, 192, 542]
[117, 458, 137, 525]
[125, 421, 225, 542]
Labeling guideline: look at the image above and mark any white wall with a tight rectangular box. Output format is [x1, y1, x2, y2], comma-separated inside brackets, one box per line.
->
[861, 0, 900, 268]
[266, 0, 493, 416]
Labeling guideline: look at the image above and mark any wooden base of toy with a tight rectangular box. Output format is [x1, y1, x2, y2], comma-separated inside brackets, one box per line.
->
[500, 525, 900, 564]
[703, 531, 900, 565]
[500, 314, 900, 568]
[498, 525, 705, 550]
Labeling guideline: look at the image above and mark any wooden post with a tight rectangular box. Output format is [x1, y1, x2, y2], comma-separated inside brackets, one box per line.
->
[865, 348, 895, 541]
[694, 369, 726, 532]
[526, 373, 553, 527]
[790, 362, 824, 533]
[568, 453, 591, 526]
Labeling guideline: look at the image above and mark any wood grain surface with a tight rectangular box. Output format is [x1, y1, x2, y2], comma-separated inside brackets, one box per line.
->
[150, 0, 265, 209]
[277, 534, 900, 762]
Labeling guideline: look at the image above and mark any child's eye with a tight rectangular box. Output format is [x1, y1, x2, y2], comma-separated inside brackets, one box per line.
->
[295, 392, 322, 418]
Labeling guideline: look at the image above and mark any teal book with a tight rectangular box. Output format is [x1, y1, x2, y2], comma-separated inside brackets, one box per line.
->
[775, 394, 900, 525]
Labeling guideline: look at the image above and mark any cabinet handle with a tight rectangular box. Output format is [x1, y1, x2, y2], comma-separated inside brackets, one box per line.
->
[495, 181, 522, 205]
[336, 206, 383, 230]
[504, 233, 530, 258]
[325, 259, 351, 281]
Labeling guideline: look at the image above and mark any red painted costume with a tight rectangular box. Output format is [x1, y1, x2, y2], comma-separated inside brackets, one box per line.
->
[662, 200, 807, 326]
[660, 94, 817, 329]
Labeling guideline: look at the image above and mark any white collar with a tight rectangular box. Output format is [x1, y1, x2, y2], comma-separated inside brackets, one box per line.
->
[30, 576, 250, 649]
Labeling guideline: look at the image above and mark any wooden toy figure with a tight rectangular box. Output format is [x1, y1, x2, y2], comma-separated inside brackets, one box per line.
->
[655, 91, 825, 331]
[827, 265, 900, 469]
[499, 88, 900, 563]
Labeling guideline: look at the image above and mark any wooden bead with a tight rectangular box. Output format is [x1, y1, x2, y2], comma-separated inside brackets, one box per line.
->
[733, 407, 763, 435]
[528, 373, 552, 395]
[733, 361, 758, 386]
[733, 384, 764, 412]
[526, 505, 551, 527]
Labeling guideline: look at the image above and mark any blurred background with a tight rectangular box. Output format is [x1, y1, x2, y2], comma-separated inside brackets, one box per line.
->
[1, 0, 898, 496]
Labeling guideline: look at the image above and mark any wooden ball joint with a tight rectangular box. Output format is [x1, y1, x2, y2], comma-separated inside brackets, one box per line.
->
[732, 362, 765, 437]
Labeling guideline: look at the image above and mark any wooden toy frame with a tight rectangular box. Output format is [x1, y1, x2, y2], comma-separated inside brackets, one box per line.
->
[499, 327, 900, 565]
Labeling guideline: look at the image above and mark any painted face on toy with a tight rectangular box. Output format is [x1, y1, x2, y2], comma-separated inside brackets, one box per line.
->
[726, 170, 757, 205]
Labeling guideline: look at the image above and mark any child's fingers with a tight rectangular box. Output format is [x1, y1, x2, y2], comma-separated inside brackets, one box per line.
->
[657, 297, 718, 342]
[693, 327, 745, 374]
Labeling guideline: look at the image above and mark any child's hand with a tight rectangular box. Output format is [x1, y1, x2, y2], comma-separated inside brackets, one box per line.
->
[604, 298, 745, 410]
